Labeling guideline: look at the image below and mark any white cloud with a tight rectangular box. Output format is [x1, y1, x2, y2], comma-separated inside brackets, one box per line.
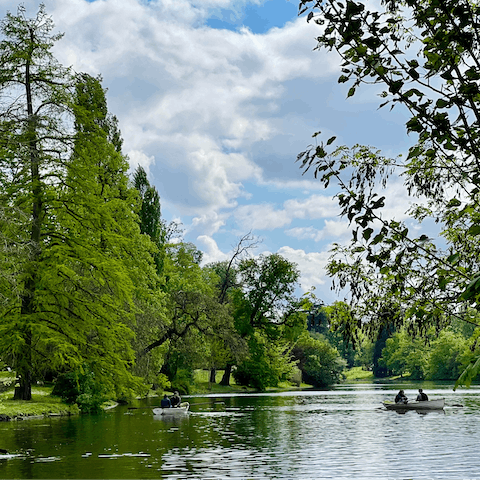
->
[128, 150, 155, 176]
[235, 203, 292, 231]
[277, 246, 331, 292]
[286, 219, 350, 242]
[283, 195, 339, 219]
[40, 0, 340, 218]
[233, 193, 340, 232]
[196, 235, 229, 265]
[381, 179, 417, 222]
[189, 211, 228, 236]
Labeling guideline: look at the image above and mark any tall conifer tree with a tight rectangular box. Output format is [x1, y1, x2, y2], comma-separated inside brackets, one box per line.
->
[0, 5, 156, 400]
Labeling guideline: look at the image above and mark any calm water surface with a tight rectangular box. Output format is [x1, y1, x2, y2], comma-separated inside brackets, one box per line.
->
[1, 383, 480, 479]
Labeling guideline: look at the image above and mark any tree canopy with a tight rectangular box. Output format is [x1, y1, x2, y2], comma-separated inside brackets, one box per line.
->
[298, 0, 480, 386]
[0, 5, 348, 403]
[0, 5, 156, 400]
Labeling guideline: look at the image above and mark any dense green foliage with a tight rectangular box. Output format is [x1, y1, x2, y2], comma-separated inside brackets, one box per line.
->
[0, 5, 402, 404]
[380, 324, 474, 380]
[0, 5, 152, 405]
[52, 366, 109, 414]
[298, 0, 480, 386]
[292, 333, 346, 387]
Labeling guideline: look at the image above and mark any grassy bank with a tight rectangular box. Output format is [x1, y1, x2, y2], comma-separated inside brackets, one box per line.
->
[188, 370, 312, 394]
[343, 366, 419, 383]
[343, 367, 375, 382]
[0, 386, 80, 420]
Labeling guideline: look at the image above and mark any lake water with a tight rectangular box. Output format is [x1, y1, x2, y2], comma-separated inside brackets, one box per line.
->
[1, 382, 480, 479]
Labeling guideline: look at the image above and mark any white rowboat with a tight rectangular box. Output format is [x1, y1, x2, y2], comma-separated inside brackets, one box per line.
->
[153, 402, 189, 416]
[383, 398, 445, 411]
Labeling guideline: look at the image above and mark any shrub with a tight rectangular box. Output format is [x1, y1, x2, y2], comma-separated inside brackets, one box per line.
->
[52, 366, 108, 413]
[292, 333, 345, 387]
[233, 335, 296, 391]
[171, 368, 193, 395]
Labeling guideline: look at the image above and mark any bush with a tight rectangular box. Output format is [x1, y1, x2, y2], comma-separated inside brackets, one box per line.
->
[52, 367, 108, 413]
[233, 335, 296, 391]
[233, 358, 278, 391]
[292, 333, 346, 387]
[171, 368, 193, 395]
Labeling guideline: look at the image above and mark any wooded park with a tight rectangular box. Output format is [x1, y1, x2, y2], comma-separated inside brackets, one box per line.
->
[2, 0, 480, 414]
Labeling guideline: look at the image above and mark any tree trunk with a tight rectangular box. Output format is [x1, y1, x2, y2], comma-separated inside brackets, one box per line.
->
[14, 370, 32, 401]
[220, 364, 232, 386]
[12, 40, 39, 402]
[209, 368, 216, 384]
[13, 324, 32, 400]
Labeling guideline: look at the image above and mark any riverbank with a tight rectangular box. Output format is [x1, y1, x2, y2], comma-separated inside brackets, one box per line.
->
[188, 369, 312, 395]
[0, 386, 80, 421]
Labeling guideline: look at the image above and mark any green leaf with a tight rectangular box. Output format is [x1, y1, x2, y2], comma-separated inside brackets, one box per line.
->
[446, 198, 461, 208]
[447, 253, 460, 264]
[406, 117, 423, 133]
[363, 227, 373, 241]
[467, 225, 480, 236]
[315, 146, 327, 158]
[455, 355, 480, 390]
[371, 233, 384, 245]
[436, 98, 449, 108]
[389, 80, 403, 95]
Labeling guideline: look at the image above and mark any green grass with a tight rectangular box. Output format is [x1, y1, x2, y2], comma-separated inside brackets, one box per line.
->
[191, 370, 311, 394]
[191, 369, 250, 394]
[343, 366, 375, 382]
[0, 386, 80, 419]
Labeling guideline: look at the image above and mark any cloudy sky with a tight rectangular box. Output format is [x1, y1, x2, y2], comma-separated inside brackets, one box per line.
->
[1, 0, 419, 303]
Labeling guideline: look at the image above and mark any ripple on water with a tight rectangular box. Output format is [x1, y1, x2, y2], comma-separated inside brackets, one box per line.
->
[2, 387, 480, 479]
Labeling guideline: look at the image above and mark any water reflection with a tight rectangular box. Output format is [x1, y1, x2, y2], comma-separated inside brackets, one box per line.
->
[0, 384, 480, 478]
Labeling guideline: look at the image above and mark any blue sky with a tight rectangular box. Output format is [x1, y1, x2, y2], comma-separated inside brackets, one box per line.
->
[1, 0, 419, 303]
[206, 0, 298, 33]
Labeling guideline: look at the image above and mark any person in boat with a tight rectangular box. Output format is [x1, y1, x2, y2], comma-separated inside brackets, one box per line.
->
[170, 391, 181, 408]
[161, 394, 171, 408]
[395, 390, 408, 404]
[416, 388, 428, 401]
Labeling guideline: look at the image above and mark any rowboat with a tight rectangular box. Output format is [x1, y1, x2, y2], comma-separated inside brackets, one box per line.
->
[383, 398, 445, 411]
[153, 402, 189, 416]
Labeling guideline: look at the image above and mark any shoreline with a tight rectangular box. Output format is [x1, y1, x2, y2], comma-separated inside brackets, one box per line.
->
[0, 386, 80, 421]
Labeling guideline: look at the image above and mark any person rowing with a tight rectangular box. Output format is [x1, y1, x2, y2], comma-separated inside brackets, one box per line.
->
[395, 389, 408, 404]
[170, 391, 181, 408]
[160, 394, 171, 408]
[416, 388, 428, 401]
